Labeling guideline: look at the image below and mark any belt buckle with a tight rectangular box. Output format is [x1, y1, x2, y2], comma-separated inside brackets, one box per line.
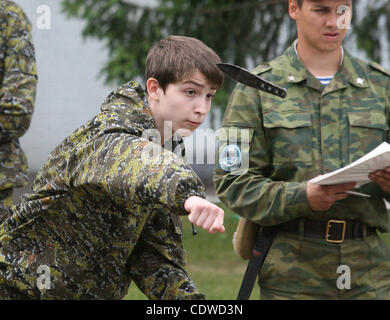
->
[326, 220, 346, 243]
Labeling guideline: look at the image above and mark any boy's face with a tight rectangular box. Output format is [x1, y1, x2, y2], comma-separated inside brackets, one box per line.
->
[289, 0, 352, 53]
[151, 71, 217, 138]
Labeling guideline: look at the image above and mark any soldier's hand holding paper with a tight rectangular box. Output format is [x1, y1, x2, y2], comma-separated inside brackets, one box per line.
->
[306, 181, 357, 211]
[369, 166, 390, 192]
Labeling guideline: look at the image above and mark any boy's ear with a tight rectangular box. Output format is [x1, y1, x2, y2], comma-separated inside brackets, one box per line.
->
[146, 78, 161, 101]
[289, 0, 299, 20]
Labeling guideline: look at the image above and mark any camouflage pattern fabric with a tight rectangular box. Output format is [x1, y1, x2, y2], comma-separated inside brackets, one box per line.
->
[0, 81, 206, 300]
[0, 188, 12, 221]
[214, 44, 390, 299]
[259, 231, 390, 299]
[0, 0, 37, 195]
[0, 188, 12, 207]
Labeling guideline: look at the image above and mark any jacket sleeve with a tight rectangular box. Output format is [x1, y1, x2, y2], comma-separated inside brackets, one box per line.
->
[0, 7, 37, 143]
[127, 245, 205, 300]
[127, 210, 205, 300]
[382, 73, 390, 203]
[213, 84, 312, 226]
[70, 133, 206, 216]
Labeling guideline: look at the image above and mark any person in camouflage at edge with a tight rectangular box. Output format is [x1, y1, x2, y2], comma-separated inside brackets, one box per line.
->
[0, 35, 225, 299]
[214, 0, 390, 299]
[0, 1, 37, 214]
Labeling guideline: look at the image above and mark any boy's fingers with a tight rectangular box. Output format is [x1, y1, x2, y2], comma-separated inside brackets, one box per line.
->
[195, 210, 208, 227]
[209, 212, 225, 233]
[188, 208, 201, 224]
[202, 214, 214, 231]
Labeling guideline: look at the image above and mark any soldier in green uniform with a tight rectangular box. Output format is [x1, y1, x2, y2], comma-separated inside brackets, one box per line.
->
[214, 0, 390, 299]
[0, 35, 225, 299]
[0, 1, 37, 214]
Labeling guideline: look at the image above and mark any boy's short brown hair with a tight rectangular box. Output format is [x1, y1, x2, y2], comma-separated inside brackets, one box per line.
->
[146, 35, 223, 91]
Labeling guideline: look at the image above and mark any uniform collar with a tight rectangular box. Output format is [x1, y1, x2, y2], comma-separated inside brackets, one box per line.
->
[282, 42, 368, 92]
[322, 51, 369, 95]
[338, 51, 369, 88]
[293, 39, 344, 69]
[283, 44, 312, 83]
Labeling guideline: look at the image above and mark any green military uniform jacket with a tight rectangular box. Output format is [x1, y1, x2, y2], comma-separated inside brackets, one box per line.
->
[0, 81, 205, 299]
[214, 44, 390, 233]
[0, 0, 37, 191]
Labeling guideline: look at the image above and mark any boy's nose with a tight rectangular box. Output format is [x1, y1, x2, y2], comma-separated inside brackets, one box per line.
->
[194, 99, 209, 115]
[326, 11, 341, 29]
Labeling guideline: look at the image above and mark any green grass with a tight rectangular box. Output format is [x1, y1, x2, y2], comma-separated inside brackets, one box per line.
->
[379, 231, 390, 244]
[124, 204, 390, 300]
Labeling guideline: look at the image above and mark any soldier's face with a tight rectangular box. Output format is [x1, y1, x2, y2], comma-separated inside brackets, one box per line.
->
[289, 0, 352, 53]
[151, 71, 216, 138]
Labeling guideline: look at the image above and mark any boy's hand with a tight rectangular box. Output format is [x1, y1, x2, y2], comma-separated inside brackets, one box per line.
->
[184, 196, 225, 234]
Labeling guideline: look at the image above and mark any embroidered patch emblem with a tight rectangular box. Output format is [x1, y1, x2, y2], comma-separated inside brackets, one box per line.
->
[219, 144, 242, 171]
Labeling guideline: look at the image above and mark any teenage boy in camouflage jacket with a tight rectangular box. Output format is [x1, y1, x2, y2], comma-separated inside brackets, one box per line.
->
[0, 36, 224, 300]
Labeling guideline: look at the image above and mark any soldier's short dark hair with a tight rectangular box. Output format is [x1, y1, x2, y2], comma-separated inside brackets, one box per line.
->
[146, 35, 223, 92]
[295, 0, 345, 8]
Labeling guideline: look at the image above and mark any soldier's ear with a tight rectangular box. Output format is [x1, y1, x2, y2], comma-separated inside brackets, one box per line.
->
[146, 78, 162, 101]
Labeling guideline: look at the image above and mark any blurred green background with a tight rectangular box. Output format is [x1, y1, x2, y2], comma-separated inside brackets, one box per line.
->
[61, 0, 390, 115]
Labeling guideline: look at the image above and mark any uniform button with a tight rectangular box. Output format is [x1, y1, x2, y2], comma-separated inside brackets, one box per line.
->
[288, 75, 295, 82]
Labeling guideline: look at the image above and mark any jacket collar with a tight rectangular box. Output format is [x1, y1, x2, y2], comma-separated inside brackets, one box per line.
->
[99, 81, 185, 154]
[100, 80, 156, 136]
[280, 42, 369, 93]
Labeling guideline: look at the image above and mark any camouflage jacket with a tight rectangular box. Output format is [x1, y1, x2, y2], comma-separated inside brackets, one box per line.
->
[0, 0, 37, 191]
[0, 81, 206, 299]
[214, 44, 390, 233]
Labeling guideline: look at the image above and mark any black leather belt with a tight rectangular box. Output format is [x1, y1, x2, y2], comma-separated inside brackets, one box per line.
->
[276, 219, 377, 243]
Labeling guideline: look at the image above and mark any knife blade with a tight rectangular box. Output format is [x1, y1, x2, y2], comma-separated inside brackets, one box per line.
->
[217, 63, 287, 98]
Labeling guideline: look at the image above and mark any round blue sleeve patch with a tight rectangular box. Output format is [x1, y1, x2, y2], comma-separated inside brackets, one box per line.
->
[219, 144, 242, 171]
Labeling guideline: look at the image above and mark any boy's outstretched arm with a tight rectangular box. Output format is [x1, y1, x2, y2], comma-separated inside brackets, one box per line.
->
[69, 134, 225, 232]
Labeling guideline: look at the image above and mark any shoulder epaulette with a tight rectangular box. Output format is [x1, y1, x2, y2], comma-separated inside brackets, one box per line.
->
[370, 62, 390, 77]
[252, 63, 272, 75]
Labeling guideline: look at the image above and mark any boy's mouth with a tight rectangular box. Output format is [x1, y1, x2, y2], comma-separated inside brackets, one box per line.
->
[186, 120, 201, 127]
[323, 32, 340, 40]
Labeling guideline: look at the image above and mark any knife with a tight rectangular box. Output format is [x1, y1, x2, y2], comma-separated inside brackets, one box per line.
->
[217, 63, 287, 98]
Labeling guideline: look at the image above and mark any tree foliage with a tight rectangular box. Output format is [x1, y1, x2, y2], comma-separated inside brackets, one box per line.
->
[354, 0, 390, 63]
[60, 0, 389, 112]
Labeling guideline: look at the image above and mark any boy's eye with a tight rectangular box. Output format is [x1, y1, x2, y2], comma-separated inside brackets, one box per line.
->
[207, 93, 215, 99]
[314, 8, 328, 13]
[185, 89, 196, 96]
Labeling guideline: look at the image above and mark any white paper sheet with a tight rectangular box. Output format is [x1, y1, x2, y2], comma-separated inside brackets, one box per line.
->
[309, 142, 390, 187]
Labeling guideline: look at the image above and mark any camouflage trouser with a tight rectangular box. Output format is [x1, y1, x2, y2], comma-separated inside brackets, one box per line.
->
[258, 230, 390, 300]
[0, 188, 13, 222]
[0, 188, 23, 300]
